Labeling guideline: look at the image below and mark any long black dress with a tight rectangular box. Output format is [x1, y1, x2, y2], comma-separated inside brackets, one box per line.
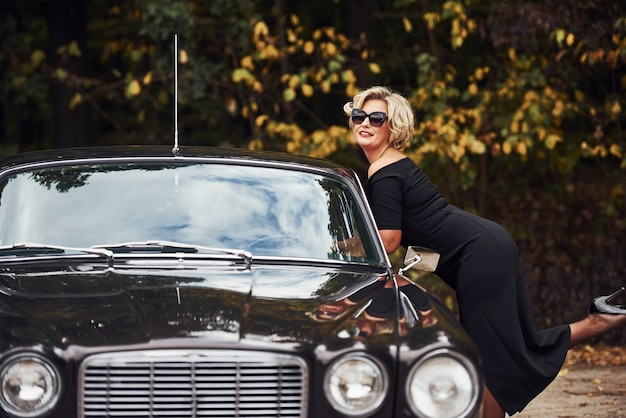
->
[366, 157, 570, 415]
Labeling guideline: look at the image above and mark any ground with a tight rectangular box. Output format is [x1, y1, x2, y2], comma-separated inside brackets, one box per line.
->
[510, 345, 626, 417]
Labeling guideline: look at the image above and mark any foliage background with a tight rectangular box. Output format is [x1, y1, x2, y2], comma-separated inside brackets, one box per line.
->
[1, 0, 625, 343]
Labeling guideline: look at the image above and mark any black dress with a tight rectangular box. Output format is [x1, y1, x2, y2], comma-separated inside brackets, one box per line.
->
[366, 157, 570, 415]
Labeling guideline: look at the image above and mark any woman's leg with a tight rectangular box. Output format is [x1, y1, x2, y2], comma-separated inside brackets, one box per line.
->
[569, 313, 626, 348]
[482, 386, 505, 418]
[480, 312, 626, 418]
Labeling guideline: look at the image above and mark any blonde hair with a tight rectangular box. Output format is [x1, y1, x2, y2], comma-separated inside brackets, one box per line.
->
[343, 86, 414, 148]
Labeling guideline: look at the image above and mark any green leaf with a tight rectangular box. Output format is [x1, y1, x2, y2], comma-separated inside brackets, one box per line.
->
[283, 87, 296, 102]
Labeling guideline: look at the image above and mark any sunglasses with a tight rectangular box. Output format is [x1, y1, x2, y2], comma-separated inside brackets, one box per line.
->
[351, 109, 388, 127]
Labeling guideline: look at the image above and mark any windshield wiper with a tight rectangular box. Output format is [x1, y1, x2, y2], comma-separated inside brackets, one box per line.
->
[90, 241, 252, 266]
[0, 243, 113, 263]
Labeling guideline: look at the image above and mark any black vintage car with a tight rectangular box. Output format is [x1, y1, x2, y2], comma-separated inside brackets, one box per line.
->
[0, 146, 482, 418]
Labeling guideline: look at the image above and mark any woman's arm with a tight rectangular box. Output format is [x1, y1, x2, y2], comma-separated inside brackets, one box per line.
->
[379, 229, 402, 254]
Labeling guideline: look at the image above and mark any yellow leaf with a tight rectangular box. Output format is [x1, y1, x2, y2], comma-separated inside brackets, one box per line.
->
[516, 142, 527, 156]
[423, 12, 440, 30]
[248, 138, 264, 151]
[545, 134, 562, 149]
[225, 97, 237, 115]
[255, 115, 269, 127]
[345, 83, 359, 98]
[30, 49, 46, 67]
[303, 41, 314, 55]
[323, 42, 338, 57]
[341, 69, 356, 84]
[552, 100, 565, 118]
[287, 29, 297, 44]
[468, 83, 478, 96]
[179, 49, 188, 64]
[610, 99, 621, 115]
[554, 29, 566, 47]
[328, 125, 348, 137]
[301, 84, 314, 97]
[368, 62, 381, 74]
[521, 122, 529, 133]
[240, 56, 254, 70]
[55, 68, 68, 81]
[261, 44, 280, 60]
[451, 36, 463, 50]
[507, 48, 517, 62]
[253, 21, 269, 41]
[142, 71, 153, 85]
[288, 74, 300, 88]
[402, 17, 413, 33]
[469, 139, 486, 154]
[566, 33, 575, 47]
[312, 130, 326, 144]
[125, 79, 141, 98]
[537, 128, 546, 141]
[232, 68, 252, 83]
[574, 89, 585, 102]
[609, 144, 622, 158]
[503, 142, 512, 155]
[68, 92, 83, 110]
[68, 41, 82, 57]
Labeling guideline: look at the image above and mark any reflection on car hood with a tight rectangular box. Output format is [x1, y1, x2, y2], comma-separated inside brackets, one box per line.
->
[0, 265, 386, 350]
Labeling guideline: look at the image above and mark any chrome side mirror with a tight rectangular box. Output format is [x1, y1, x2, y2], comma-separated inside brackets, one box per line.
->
[398, 246, 440, 275]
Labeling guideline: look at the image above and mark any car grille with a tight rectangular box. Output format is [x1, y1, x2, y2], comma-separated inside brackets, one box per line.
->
[78, 350, 307, 418]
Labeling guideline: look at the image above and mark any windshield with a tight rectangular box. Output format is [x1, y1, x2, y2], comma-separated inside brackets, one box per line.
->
[0, 162, 382, 264]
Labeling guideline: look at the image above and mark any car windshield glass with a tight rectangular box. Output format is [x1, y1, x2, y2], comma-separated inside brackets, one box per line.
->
[0, 162, 382, 264]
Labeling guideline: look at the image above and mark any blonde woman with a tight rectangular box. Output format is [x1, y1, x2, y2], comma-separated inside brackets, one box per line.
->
[345, 86, 626, 417]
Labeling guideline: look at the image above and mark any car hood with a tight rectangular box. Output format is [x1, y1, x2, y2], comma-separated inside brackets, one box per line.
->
[0, 265, 389, 351]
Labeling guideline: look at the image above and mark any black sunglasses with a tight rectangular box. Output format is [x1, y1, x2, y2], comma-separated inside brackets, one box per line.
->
[351, 109, 388, 127]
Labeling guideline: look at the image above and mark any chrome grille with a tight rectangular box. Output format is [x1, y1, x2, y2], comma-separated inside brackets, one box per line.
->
[78, 350, 307, 417]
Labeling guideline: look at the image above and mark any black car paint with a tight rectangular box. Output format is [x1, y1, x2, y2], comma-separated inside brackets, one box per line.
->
[0, 146, 482, 418]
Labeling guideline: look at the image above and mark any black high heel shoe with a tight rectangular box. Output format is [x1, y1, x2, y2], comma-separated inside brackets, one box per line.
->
[589, 286, 626, 315]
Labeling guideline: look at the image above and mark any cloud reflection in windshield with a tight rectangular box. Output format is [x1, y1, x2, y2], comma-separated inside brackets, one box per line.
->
[0, 163, 373, 262]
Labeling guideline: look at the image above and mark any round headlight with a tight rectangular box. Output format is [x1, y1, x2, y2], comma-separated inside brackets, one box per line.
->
[324, 354, 387, 416]
[406, 350, 480, 418]
[0, 354, 61, 418]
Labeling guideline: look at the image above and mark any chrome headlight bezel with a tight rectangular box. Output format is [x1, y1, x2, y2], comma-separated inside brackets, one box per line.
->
[406, 349, 481, 418]
[323, 353, 388, 417]
[0, 353, 61, 418]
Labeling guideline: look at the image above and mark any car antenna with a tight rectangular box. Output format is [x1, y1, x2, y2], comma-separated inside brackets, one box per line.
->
[172, 33, 180, 156]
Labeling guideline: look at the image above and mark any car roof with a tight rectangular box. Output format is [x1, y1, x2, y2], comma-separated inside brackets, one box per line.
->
[0, 145, 360, 182]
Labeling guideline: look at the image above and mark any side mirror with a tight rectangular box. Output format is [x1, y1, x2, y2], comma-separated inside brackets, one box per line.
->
[398, 246, 440, 275]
